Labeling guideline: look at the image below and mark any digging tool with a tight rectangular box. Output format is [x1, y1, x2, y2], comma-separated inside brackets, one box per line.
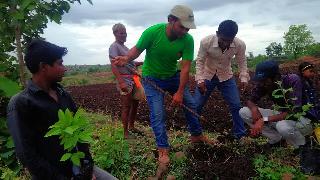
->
[112, 60, 206, 122]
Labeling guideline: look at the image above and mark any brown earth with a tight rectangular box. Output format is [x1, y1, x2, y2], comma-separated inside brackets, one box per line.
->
[67, 57, 320, 179]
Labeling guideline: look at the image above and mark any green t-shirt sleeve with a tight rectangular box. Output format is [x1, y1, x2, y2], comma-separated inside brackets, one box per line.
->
[182, 34, 194, 61]
[136, 26, 154, 51]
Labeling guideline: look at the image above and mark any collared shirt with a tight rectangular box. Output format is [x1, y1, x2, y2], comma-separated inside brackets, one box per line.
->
[250, 74, 303, 113]
[7, 80, 92, 179]
[195, 35, 249, 83]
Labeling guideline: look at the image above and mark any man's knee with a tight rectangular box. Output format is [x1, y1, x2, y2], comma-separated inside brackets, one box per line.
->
[93, 166, 117, 180]
[239, 107, 251, 120]
[276, 121, 292, 135]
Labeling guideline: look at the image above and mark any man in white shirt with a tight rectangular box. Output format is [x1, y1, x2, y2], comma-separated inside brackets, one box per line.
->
[194, 20, 249, 139]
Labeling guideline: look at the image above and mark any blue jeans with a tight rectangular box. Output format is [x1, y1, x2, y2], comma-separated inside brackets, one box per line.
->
[194, 76, 246, 138]
[142, 72, 203, 148]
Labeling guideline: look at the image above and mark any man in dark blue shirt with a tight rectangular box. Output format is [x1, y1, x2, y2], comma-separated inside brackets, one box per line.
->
[7, 40, 116, 180]
[239, 60, 313, 148]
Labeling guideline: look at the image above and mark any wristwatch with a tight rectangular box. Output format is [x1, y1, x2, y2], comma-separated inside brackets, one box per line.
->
[263, 116, 269, 122]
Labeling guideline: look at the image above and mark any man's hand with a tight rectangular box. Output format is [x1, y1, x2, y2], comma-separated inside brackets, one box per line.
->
[250, 118, 264, 137]
[92, 174, 96, 180]
[239, 82, 248, 92]
[251, 108, 261, 123]
[113, 56, 129, 66]
[171, 91, 183, 106]
[119, 82, 128, 93]
[198, 82, 207, 95]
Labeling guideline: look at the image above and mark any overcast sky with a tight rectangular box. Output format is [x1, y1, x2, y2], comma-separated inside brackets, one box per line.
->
[42, 0, 320, 65]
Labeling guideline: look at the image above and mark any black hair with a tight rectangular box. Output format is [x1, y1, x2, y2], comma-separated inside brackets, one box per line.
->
[24, 39, 67, 74]
[299, 62, 314, 75]
[217, 20, 238, 37]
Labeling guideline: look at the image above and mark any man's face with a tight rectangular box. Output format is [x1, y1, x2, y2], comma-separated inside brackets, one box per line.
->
[44, 59, 67, 82]
[114, 28, 127, 44]
[217, 32, 235, 51]
[302, 68, 315, 79]
[171, 20, 189, 38]
[258, 78, 275, 89]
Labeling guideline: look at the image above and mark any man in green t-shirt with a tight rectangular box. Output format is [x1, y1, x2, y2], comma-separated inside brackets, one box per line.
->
[113, 5, 214, 168]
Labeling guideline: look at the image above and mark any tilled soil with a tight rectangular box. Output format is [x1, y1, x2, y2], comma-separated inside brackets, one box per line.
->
[184, 143, 265, 180]
[67, 58, 320, 179]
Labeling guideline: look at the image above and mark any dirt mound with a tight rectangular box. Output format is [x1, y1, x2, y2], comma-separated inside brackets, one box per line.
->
[184, 143, 264, 179]
[280, 56, 320, 69]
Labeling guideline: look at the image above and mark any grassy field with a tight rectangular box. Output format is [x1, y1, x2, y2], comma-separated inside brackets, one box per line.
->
[74, 111, 312, 179]
[61, 72, 116, 87]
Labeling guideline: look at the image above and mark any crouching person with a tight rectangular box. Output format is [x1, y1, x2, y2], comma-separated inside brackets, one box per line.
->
[239, 60, 313, 149]
[7, 40, 117, 180]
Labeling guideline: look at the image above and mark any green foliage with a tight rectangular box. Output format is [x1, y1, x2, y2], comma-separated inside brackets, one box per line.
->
[65, 64, 111, 76]
[62, 73, 113, 87]
[0, 0, 93, 47]
[0, 77, 21, 97]
[0, 0, 93, 85]
[168, 151, 187, 178]
[0, 77, 21, 177]
[283, 24, 315, 60]
[0, 119, 20, 174]
[44, 109, 93, 166]
[0, 166, 19, 180]
[0, 57, 19, 82]
[266, 42, 283, 58]
[247, 54, 269, 70]
[91, 122, 130, 179]
[272, 81, 312, 120]
[253, 154, 305, 180]
[304, 43, 320, 57]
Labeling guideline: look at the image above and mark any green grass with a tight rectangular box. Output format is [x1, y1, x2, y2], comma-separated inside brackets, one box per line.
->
[83, 111, 311, 179]
[88, 112, 192, 179]
[12, 111, 317, 180]
[61, 73, 115, 87]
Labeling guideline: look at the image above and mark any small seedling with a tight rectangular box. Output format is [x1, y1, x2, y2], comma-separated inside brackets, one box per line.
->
[45, 109, 93, 166]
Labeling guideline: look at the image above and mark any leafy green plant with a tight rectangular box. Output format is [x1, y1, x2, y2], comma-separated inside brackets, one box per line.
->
[91, 122, 130, 179]
[0, 166, 19, 180]
[253, 154, 305, 180]
[0, 58, 19, 82]
[272, 81, 312, 120]
[314, 123, 320, 145]
[44, 108, 93, 166]
[0, 77, 21, 177]
[0, 77, 21, 97]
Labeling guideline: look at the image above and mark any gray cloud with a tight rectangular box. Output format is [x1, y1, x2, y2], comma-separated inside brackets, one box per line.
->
[44, 0, 320, 64]
[63, 0, 320, 30]
[185, 0, 255, 11]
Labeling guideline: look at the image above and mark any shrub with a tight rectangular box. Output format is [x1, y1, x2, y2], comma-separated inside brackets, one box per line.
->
[254, 154, 305, 180]
[0, 77, 21, 178]
[91, 122, 130, 179]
